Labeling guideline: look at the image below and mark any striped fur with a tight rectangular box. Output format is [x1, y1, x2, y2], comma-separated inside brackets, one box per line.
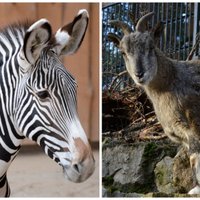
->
[0, 9, 94, 197]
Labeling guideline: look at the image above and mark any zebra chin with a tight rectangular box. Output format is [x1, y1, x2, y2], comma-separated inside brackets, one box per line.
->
[58, 154, 95, 183]
[62, 161, 95, 183]
[53, 138, 95, 183]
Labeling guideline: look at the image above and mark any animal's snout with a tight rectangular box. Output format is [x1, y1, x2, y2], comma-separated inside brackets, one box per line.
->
[69, 153, 95, 183]
[135, 71, 144, 79]
[72, 163, 81, 174]
[135, 70, 144, 79]
[63, 137, 95, 183]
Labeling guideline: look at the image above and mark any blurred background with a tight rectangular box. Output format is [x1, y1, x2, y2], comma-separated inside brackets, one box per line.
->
[0, 3, 99, 197]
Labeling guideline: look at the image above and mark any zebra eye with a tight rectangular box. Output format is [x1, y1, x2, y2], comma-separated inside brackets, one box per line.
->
[37, 90, 50, 99]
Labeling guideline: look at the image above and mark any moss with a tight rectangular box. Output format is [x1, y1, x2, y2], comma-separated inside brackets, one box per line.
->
[143, 142, 158, 158]
[159, 142, 178, 158]
[113, 182, 153, 194]
[156, 170, 164, 185]
[102, 175, 114, 187]
[106, 185, 119, 194]
[102, 174, 119, 193]
[103, 177, 153, 194]
[102, 140, 179, 196]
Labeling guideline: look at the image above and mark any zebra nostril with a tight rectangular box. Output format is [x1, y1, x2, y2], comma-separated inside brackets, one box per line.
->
[73, 163, 81, 174]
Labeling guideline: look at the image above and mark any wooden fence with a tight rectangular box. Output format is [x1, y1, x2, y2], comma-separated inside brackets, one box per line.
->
[0, 3, 99, 143]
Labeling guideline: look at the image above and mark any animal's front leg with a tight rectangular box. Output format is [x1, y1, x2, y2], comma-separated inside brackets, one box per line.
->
[0, 173, 10, 197]
[188, 153, 200, 194]
[186, 136, 200, 194]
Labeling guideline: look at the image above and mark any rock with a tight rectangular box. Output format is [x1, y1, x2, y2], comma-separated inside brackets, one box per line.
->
[102, 161, 109, 178]
[154, 156, 175, 193]
[102, 187, 142, 197]
[154, 147, 195, 194]
[112, 191, 143, 197]
[102, 187, 109, 197]
[144, 192, 174, 197]
[125, 193, 143, 197]
[112, 191, 125, 197]
[102, 139, 178, 194]
[144, 192, 200, 197]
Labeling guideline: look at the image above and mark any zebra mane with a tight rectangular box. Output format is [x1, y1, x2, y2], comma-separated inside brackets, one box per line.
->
[0, 20, 33, 41]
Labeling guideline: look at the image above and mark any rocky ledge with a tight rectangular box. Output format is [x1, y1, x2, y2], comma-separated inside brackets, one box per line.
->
[102, 138, 198, 197]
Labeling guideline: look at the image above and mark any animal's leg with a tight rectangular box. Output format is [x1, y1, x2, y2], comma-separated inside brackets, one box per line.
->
[0, 173, 10, 197]
[188, 153, 200, 194]
[187, 136, 200, 194]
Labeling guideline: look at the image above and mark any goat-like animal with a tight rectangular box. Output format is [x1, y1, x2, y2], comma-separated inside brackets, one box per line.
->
[108, 12, 200, 194]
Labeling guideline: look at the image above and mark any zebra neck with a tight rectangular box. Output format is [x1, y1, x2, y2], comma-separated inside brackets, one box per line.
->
[0, 148, 20, 197]
[0, 173, 10, 197]
[0, 144, 21, 185]
[0, 25, 25, 115]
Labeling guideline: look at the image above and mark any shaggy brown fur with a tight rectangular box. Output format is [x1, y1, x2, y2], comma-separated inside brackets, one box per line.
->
[109, 12, 200, 194]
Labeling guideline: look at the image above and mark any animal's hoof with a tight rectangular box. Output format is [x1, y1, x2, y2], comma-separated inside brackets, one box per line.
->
[188, 185, 200, 194]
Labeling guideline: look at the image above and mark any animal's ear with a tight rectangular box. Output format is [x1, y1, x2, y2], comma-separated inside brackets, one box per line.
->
[53, 9, 89, 56]
[108, 33, 120, 48]
[151, 21, 165, 39]
[151, 22, 165, 46]
[22, 19, 52, 65]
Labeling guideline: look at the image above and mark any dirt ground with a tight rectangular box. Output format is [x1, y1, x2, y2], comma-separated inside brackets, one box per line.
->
[7, 145, 99, 197]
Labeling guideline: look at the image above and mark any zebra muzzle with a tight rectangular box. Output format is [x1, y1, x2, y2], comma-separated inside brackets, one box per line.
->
[56, 137, 95, 183]
[62, 153, 95, 183]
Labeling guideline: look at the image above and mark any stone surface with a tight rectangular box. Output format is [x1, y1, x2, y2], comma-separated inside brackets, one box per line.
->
[103, 138, 200, 196]
[144, 192, 200, 197]
[154, 156, 175, 193]
[102, 139, 178, 194]
[154, 147, 195, 194]
[102, 187, 142, 197]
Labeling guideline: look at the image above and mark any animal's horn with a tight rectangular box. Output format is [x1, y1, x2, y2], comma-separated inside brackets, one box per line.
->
[109, 20, 132, 35]
[128, 12, 136, 27]
[136, 12, 155, 33]
[108, 33, 121, 47]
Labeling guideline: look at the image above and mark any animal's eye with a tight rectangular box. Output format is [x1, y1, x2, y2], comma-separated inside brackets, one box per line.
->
[37, 90, 50, 99]
[121, 51, 126, 57]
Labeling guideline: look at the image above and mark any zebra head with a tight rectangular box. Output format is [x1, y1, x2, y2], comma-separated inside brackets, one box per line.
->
[15, 9, 95, 183]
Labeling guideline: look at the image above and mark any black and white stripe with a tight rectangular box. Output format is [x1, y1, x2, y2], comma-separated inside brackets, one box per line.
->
[0, 9, 93, 197]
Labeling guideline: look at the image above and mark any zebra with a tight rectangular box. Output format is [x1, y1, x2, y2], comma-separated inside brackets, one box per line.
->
[0, 9, 95, 197]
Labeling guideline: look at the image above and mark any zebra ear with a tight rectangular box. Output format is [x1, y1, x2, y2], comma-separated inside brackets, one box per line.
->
[23, 19, 52, 64]
[53, 9, 89, 56]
